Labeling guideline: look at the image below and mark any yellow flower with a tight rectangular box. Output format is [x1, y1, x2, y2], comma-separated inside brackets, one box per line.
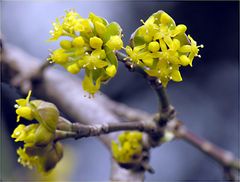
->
[125, 44, 146, 64]
[11, 124, 39, 143]
[12, 92, 62, 173]
[11, 124, 26, 141]
[138, 16, 159, 42]
[62, 10, 82, 34]
[78, 50, 108, 70]
[48, 11, 123, 95]
[17, 147, 39, 169]
[111, 131, 143, 164]
[15, 90, 33, 122]
[16, 142, 63, 173]
[49, 18, 63, 41]
[82, 75, 102, 96]
[126, 11, 203, 87]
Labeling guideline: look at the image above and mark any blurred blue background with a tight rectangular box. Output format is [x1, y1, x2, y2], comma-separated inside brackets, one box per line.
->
[1, 1, 239, 181]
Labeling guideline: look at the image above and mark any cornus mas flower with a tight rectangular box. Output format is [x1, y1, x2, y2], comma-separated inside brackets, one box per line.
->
[12, 91, 62, 172]
[112, 131, 143, 164]
[49, 10, 123, 95]
[126, 11, 203, 87]
[14, 90, 34, 122]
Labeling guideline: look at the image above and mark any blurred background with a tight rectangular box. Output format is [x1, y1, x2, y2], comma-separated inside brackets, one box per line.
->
[1, 1, 239, 181]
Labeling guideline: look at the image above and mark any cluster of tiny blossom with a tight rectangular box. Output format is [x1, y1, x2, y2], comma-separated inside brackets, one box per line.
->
[49, 10, 123, 95]
[111, 131, 143, 164]
[12, 91, 62, 172]
[126, 11, 203, 87]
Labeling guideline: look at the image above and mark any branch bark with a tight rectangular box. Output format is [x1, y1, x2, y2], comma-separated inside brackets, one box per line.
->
[175, 125, 240, 171]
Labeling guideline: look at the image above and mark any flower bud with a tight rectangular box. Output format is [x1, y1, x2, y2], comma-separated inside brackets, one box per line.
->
[94, 21, 107, 36]
[60, 40, 72, 49]
[90, 36, 103, 49]
[175, 24, 187, 34]
[67, 63, 80, 74]
[11, 124, 26, 141]
[41, 142, 63, 172]
[72, 36, 85, 47]
[106, 65, 117, 77]
[180, 55, 190, 66]
[16, 106, 33, 122]
[148, 41, 160, 53]
[34, 124, 54, 146]
[112, 131, 143, 164]
[35, 101, 59, 133]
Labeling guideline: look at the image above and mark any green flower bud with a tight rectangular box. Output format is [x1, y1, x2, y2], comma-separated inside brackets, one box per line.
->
[72, 36, 85, 47]
[60, 40, 72, 49]
[34, 101, 59, 133]
[180, 55, 190, 66]
[34, 124, 54, 147]
[106, 65, 117, 77]
[94, 21, 107, 36]
[41, 142, 63, 172]
[148, 41, 160, 53]
[111, 131, 143, 164]
[67, 63, 80, 74]
[16, 107, 34, 121]
[90, 36, 103, 49]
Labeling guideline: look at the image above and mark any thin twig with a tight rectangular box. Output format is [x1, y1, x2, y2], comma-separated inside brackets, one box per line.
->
[55, 120, 158, 141]
[176, 125, 240, 171]
[55, 116, 240, 173]
[116, 51, 174, 125]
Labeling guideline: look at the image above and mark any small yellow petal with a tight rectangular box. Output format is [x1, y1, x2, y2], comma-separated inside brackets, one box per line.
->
[142, 58, 154, 67]
[179, 45, 192, 53]
[171, 70, 182, 82]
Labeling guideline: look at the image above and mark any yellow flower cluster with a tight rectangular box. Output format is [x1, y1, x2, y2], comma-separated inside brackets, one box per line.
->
[12, 91, 62, 172]
[49, 10, 123, 95]
[111, 131, 143, 164]
[126, 11, 203, 87]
